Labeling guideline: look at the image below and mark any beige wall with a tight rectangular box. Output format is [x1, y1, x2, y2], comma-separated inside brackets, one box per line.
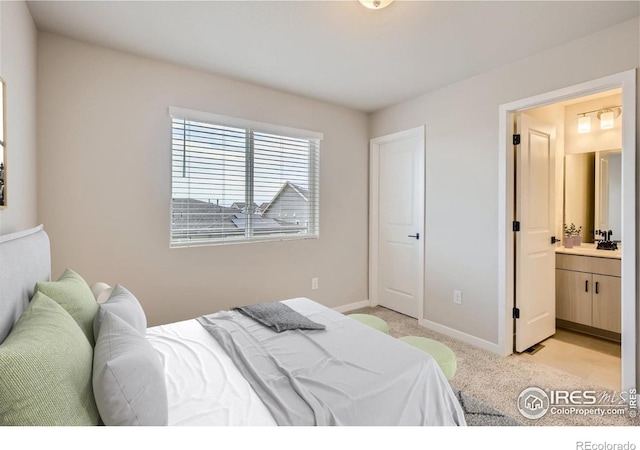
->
[27, 11, 640, 361]
[370, 18, 639, 345]
[37, 34, 369, 326]
[0, 1, 38, 234]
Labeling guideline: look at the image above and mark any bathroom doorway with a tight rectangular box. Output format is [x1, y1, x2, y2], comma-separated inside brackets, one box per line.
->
[516, 89, 623, 389]
[497, 70, 637, 392]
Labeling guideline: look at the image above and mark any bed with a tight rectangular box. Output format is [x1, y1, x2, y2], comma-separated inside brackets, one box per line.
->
[0, 225, 466, 426]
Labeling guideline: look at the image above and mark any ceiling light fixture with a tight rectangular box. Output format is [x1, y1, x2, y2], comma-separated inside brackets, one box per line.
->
[359, 0, 394, 9]
[576, 106, 621, 133]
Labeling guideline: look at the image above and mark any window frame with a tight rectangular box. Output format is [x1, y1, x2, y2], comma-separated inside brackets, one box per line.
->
[169, 106, 322, 248]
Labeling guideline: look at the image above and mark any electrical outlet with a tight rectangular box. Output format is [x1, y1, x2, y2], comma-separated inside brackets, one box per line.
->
[311, 278, 319, 290]
[453, 290, 462, 305]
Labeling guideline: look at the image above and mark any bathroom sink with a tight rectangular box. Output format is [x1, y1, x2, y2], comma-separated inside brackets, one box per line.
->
[555, 242, 621, 259]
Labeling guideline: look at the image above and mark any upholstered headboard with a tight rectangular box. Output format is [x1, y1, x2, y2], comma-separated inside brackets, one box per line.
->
[0, 225, 51, 343]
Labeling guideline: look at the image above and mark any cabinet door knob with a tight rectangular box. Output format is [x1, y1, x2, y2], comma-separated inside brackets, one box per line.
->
[585, 280, 589, 292]
[595, 281, 599, 294]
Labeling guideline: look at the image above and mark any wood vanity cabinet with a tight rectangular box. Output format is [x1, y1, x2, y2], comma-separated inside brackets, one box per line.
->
[555, 269, 592, 326]
[555, 254, 621, 336]
[591, 274, 621, 333]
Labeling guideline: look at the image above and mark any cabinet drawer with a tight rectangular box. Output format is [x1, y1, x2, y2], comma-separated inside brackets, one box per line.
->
[555, 254, 620, 277]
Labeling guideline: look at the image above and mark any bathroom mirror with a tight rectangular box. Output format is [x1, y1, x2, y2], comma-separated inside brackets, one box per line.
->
[594, 150, 622, 241]
[563, 150, 621, 243]
[564, 153, 595, 242]
[0, 77, 5, 208]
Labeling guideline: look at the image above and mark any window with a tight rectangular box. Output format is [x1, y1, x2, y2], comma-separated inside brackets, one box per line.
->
[170, 107, 321, 247]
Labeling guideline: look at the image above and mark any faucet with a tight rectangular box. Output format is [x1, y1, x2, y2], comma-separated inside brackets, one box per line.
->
[596, 229, 618, 250]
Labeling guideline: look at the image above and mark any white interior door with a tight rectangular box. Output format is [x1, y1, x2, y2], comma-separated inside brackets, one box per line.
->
[515, 114, 556, 352]
[371, 127, 424, 318]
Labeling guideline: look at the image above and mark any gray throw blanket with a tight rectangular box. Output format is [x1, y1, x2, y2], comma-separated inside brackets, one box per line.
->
[232, 301, 326, 333]
[197, 298, 466, 426]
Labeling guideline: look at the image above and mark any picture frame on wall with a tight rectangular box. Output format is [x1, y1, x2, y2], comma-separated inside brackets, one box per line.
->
[1, 76, 6, 208]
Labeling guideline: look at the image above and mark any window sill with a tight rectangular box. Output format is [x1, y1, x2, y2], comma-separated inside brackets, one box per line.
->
[170, 233, 319, 249]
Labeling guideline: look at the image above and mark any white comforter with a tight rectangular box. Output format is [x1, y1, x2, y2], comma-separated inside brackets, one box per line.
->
[147, 317, 277, 426]
[147, 298, 465, 426]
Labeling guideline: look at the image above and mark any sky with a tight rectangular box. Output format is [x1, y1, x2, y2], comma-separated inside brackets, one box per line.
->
[171, 119, 312, 206]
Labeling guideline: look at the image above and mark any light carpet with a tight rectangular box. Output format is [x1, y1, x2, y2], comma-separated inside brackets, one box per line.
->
[453, 388, 521, 426]
[351, 306, 638, 426]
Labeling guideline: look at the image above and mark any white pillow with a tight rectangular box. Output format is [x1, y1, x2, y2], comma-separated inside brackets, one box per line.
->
[93, 284, 146, 343]
[90, 282, 113, 304]
[93, 311, 167, 426]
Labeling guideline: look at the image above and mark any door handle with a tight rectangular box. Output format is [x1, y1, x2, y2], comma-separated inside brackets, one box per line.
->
[408, 233, 420, 240]
[595, 281, 599, 294]
[551, 236, 559, 244]
[585, 280, 589, 292]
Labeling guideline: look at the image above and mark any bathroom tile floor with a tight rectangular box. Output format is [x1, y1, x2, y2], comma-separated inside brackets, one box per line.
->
[516, 328, 621, 391]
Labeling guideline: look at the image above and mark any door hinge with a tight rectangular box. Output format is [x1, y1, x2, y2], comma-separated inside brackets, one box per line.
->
[512, 221, 520, 232]
[513, 134, 521, 145]
[513, 307, 520, 319]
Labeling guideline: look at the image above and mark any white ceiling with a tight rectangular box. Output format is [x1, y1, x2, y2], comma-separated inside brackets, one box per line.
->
[26, 1, 640, 113]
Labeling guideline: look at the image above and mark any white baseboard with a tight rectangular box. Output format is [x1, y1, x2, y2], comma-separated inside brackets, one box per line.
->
[418, 318, 503, 355]
[334, 300, 371, 314]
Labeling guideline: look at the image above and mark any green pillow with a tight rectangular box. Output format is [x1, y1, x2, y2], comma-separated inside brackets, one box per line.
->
[36, 268, 99, 345]
[0, 292, 99, 426]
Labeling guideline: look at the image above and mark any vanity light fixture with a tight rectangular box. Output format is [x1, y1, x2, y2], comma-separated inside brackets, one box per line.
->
[597, 108, 620, 130]
[576, 105, 621, 133]
[577, 115, 591, 134]
[359, 0, 394, 9]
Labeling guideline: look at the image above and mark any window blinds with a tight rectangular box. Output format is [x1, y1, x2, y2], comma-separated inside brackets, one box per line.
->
[170, 107, 321, 247]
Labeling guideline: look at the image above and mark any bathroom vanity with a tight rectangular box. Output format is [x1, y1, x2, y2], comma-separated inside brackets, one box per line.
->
[555, 244, 621, 341]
